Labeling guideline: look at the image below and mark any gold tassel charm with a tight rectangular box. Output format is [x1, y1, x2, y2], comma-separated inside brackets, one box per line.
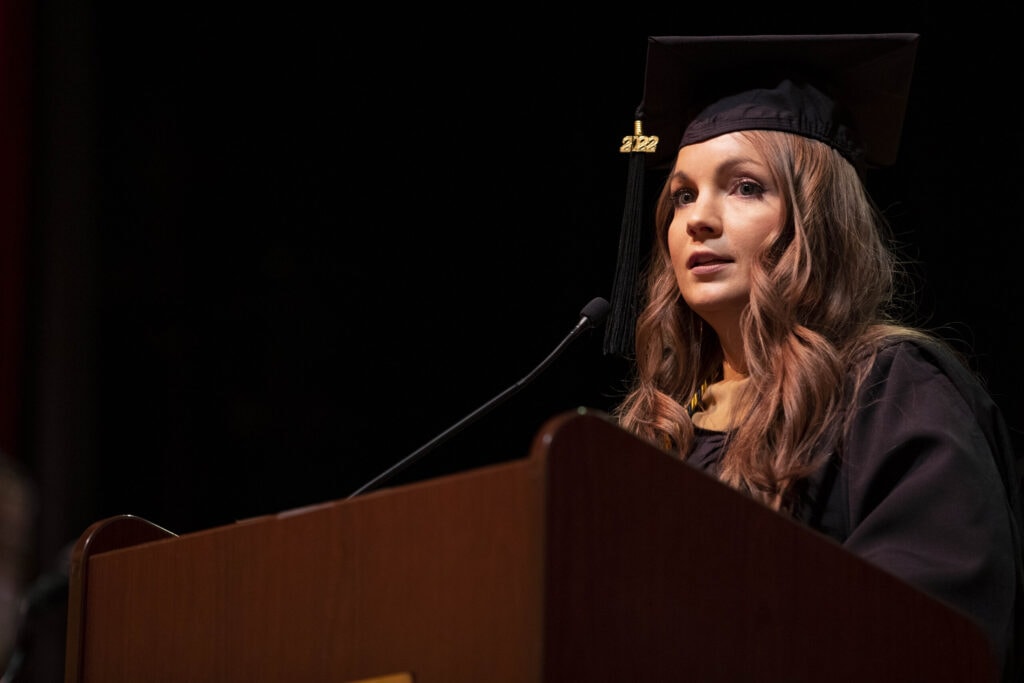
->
[620, 120, 659, 154]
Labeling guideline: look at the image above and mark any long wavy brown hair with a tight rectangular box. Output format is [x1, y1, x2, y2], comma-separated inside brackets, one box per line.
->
[614, 129, 928, 511]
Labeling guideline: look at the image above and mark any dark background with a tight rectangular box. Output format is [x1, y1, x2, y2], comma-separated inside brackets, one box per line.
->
[7, 3, 1024, 681]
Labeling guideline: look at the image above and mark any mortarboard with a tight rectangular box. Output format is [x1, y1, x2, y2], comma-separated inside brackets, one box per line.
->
[604, 33, 920, 357]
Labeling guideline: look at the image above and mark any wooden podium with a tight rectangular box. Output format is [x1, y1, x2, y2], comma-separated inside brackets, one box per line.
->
[64, 409, 999, 682]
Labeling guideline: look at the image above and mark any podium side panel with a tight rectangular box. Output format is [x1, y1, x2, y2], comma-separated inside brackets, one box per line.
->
[74, 457, 546, 683]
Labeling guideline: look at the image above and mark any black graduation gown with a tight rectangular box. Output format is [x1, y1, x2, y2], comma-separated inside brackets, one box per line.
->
[687, 339, 1023, 680]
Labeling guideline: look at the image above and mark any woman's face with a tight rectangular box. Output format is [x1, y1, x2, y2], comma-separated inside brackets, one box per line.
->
[666, 132, 784, 331]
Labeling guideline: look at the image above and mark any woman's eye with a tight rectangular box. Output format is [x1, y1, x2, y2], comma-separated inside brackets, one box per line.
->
[736, 180, 764, 197]
[672, 188, 697, 206]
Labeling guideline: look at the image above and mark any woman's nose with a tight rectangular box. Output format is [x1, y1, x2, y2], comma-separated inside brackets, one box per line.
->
[685, 195, 721, 238]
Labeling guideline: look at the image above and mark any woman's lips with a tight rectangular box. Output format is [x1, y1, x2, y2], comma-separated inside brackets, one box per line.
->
[690, 261, 730, 275]
[687, 252, 733, 274]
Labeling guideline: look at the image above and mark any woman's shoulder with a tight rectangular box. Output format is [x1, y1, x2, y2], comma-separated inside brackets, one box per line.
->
[857, 330, 1020, 510]
[864, 333, 988, 398]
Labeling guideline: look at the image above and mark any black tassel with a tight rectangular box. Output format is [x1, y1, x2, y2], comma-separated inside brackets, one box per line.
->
[604, 119, 656, 357]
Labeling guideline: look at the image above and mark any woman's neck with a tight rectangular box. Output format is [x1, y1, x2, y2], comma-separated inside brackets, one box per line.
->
[706, 317, 747, 382]
[722, 358, 748, 382]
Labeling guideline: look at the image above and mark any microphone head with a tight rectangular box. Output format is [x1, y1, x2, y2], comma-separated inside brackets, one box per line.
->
[580, 297, 611, 328]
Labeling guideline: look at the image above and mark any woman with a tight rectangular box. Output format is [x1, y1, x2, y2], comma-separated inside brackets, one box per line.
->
[610, 35, 1022, 681]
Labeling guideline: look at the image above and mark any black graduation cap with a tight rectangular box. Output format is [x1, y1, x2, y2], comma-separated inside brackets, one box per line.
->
[604, 33, 920, 357]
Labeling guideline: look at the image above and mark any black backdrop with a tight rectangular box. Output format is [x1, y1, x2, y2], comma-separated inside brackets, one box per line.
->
[25, 0, 1024, 593]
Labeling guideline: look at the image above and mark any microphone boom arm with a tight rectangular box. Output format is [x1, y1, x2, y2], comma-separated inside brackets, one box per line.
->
[346, 297, 610, 499]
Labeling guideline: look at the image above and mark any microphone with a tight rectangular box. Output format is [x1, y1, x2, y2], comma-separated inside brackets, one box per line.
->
[346, 297, 611, 499]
